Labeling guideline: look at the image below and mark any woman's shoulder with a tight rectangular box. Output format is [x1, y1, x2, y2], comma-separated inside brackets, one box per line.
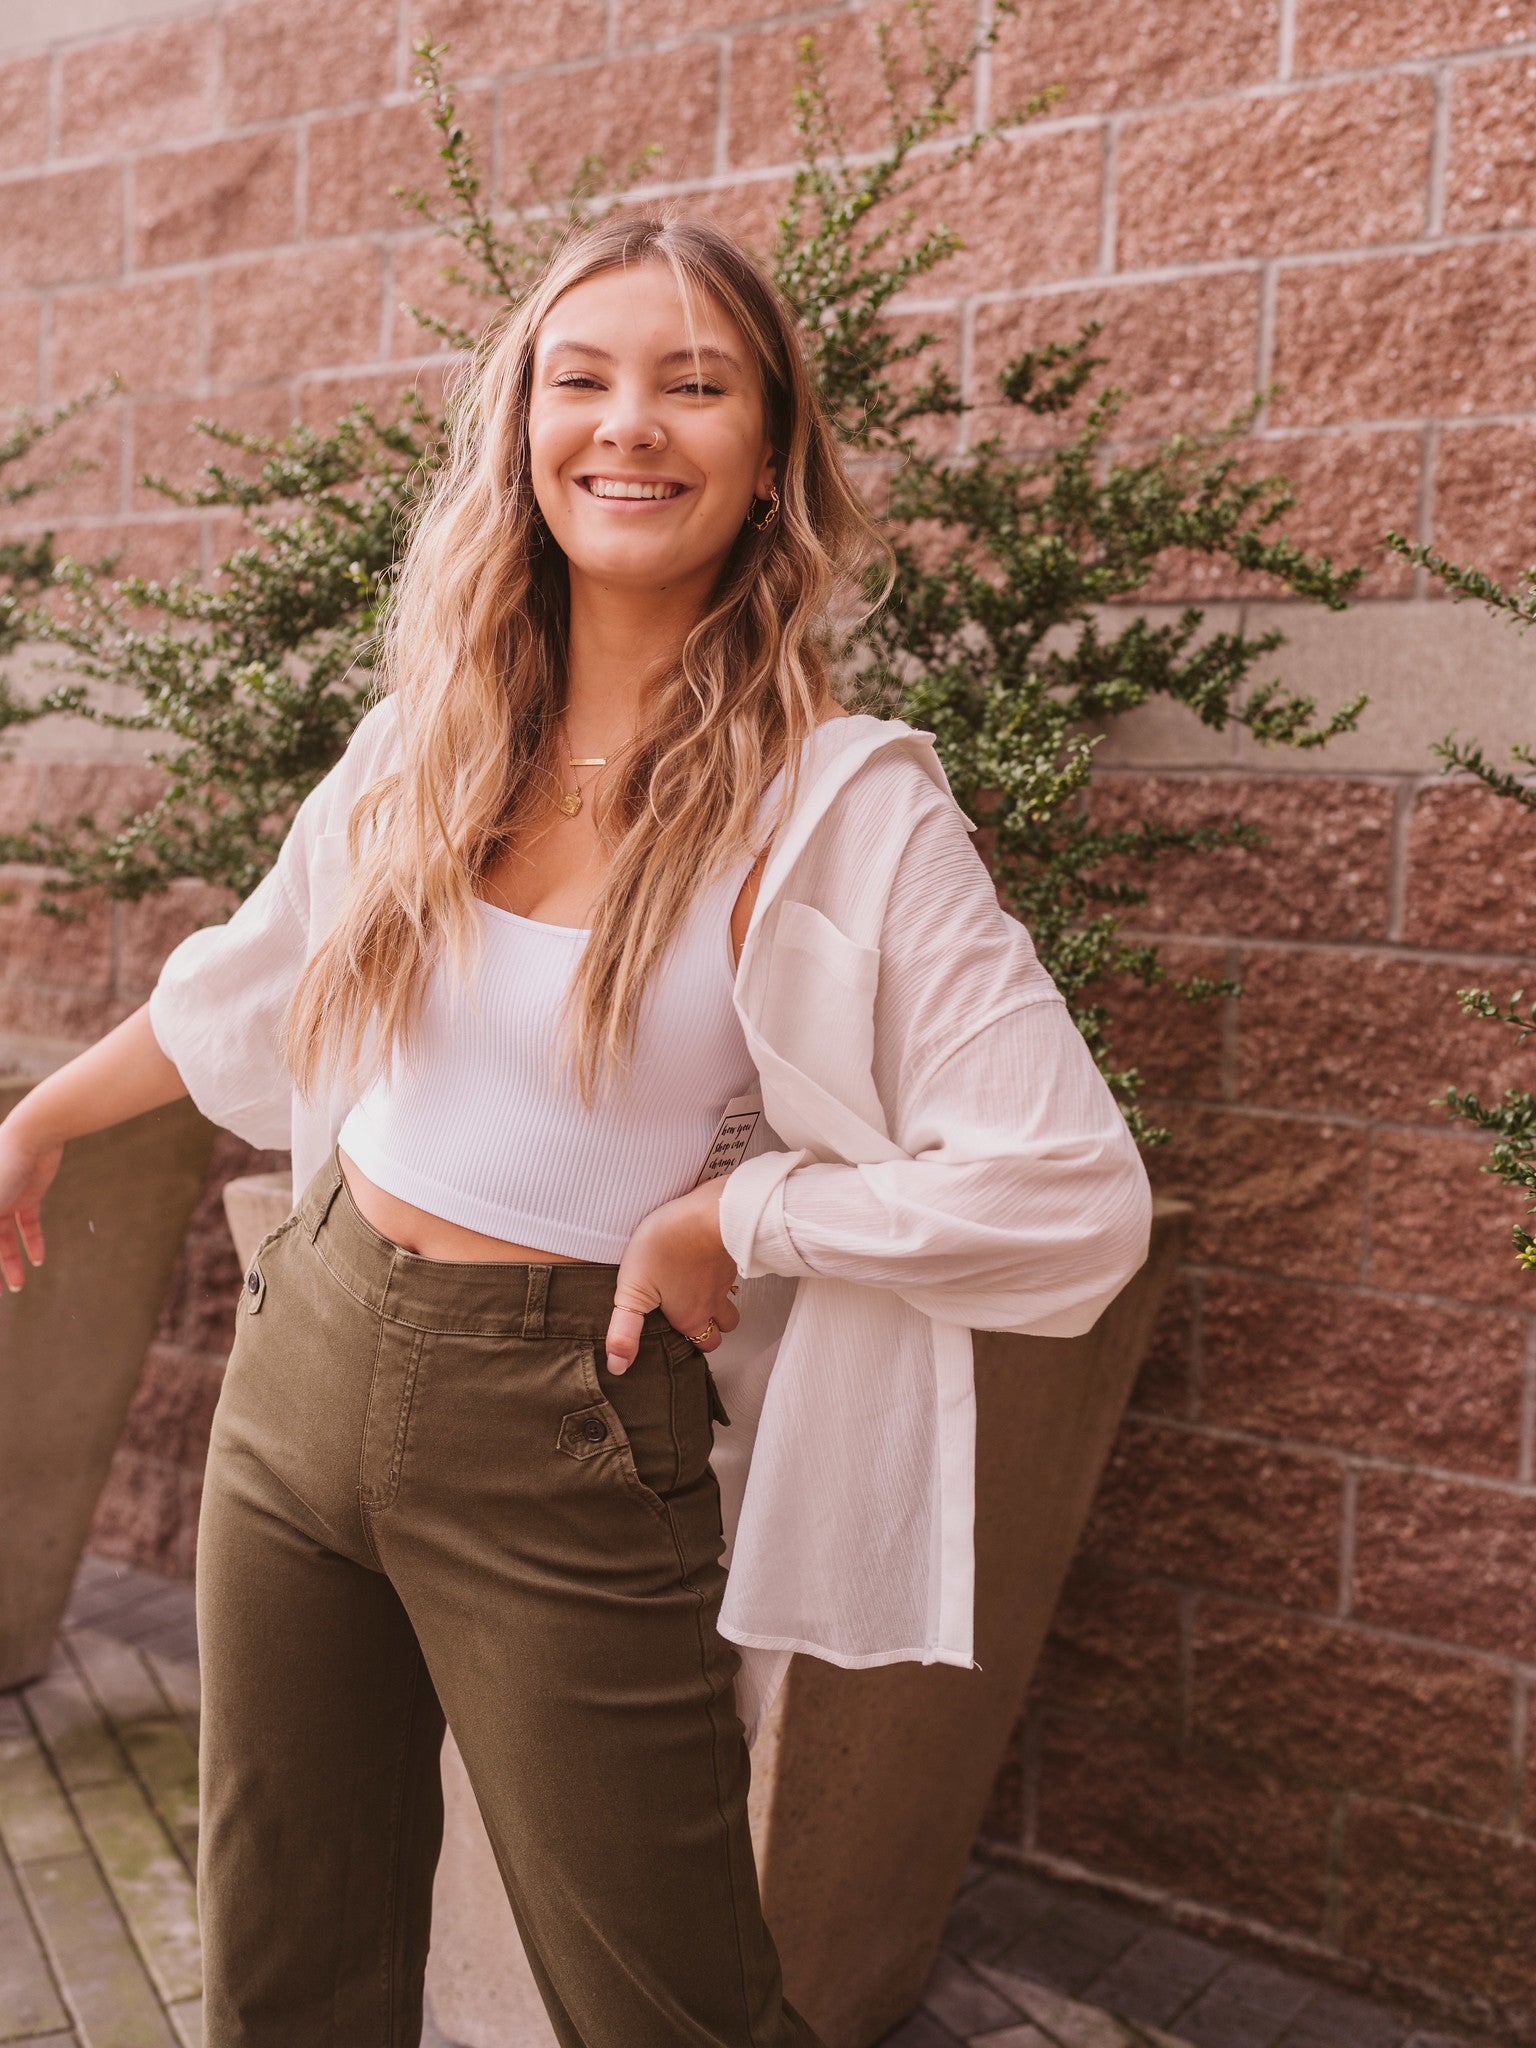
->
[344, 696, 399, 774]
[809, 712, 972, 830]
[312, 694, 403, 823]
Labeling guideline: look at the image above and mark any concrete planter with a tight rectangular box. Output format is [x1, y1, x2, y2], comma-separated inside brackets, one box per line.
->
[0, 1047, 216, 1692]
[222, 1172, 1188, 2047]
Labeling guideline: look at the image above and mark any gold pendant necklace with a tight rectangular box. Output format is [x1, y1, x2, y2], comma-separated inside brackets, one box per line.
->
[557, 719, 606, 817]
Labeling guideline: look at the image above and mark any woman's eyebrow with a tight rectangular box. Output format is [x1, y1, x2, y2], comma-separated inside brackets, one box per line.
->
[658, 345, 742, 373]
[541, 340, 743, 373]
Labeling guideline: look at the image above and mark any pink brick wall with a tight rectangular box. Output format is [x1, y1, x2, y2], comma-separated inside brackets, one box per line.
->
[3, 0, 1536, 2026]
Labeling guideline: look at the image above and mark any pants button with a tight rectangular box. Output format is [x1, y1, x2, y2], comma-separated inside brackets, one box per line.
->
[580, 1416, 608, 1443]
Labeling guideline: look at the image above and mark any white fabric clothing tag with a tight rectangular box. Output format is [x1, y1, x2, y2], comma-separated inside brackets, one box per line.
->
[693, 1090, 763, 1188]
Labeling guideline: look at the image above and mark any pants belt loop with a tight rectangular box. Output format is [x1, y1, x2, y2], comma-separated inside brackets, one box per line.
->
[522, 1264, 550, 1340]
[304, 1145, 347, 1243]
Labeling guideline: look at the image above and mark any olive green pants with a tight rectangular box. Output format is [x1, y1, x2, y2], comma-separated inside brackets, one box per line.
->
[196, 1143, 822, 2048]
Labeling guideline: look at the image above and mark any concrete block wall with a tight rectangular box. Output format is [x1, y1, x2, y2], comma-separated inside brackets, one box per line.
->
[3, 0, 1536, 2026]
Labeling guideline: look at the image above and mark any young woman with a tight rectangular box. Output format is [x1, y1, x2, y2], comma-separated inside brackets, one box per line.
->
[0, 214, 1152, 2048]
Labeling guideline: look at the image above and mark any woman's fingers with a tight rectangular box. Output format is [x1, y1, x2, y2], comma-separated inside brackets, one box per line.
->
[607, 1264, 663, 1375]
[0, 1124, 59, 1294]
[603, 1303, 647, 1374]
[608, 1181, 742, 1371]
[0, 1216, 28, 1294]
[15, 1199, 43, 1266]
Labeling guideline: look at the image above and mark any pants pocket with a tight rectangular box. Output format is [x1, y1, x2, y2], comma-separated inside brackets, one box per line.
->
[575, 1331, 715, 1521]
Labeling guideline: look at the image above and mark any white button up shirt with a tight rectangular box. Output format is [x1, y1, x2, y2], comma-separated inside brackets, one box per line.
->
[149, 697, 1153, 1740]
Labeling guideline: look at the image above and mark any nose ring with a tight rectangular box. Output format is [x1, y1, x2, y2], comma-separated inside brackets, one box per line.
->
[644, 427, 664, 450]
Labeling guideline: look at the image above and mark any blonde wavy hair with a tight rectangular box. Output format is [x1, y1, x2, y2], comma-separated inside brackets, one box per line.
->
[284, 211, 888, 1113]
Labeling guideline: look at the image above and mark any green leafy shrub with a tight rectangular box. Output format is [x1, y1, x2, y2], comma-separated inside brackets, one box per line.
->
[0, 4, 1364, 1146]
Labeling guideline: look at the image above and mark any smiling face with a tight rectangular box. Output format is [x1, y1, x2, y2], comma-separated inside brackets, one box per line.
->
[527, 261, 778, 605]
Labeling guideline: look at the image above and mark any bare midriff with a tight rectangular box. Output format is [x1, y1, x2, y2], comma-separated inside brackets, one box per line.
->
[334, 1150, 590, 1263]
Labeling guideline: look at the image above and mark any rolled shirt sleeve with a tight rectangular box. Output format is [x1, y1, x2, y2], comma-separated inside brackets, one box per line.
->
[717, 996, 1152, 1336]
[147, 848, 310, 1151]
[716, 758, 1154, 1336]
[145, 694, 401, 1147]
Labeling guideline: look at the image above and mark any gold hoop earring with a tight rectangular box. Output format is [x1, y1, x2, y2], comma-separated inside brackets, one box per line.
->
[746, 485, 779, 533]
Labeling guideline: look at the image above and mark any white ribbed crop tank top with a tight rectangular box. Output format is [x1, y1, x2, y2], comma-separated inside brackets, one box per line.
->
[335, 766, 788, 1262]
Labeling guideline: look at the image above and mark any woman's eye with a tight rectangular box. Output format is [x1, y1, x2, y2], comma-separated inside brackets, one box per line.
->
[674, 380, 725, 398]
[553, 374, 602, 390]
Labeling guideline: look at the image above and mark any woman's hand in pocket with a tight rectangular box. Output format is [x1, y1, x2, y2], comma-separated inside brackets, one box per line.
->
[606, 1177, 741, 1374]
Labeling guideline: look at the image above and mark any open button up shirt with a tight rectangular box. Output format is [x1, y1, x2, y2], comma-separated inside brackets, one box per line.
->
[149, 698, 1153, 1741]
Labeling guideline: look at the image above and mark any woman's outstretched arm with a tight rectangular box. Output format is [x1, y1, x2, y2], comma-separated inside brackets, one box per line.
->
[0, 1003, 190, 1290]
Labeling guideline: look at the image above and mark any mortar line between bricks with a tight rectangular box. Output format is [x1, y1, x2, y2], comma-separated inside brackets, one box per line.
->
[13, 31, 1536, 184]
[293, 113, 308, 246]
[971, 0, 992, 132]
[43, 47, 60, 163]
[1520, 1321, 1536, 1488]
[376, 238, 395, 372]
[1425, 66, 1451, 238]
[160, 32, 1536, 132]
[393, 0, 410, 95]
[1276, 0, 1296, 80]
[886, 221, 1536, 304]
[1338, 1464, 1357, 1617]
[1118, 927, 1536, 972]
[1055, 1561, 1536, 1685]
[1169, 1253, 1533, 1324]
[1136, 1093, 1520, 1140]
[1092, 762, 1434, 789]
[1294, 33, 1536, 81]
[1255, 260, 1276, 420]
[712, 35, 731, 182]
[114, 381, 132, 518]
[1413, 415, 1442, 564]
[1356, 1124, 1376, 1291]
[33, 288, 51, 405]
[1096, 116, 1118, 275]
[1384, 770, 1417, 946]
[877, 226, 1536, 316]
[32, 117, 1536, 285]
[1508, 1667, 1529, 1836]
[956, 296, 976, 457]
[120, 154, 133, 287]
[1112, 1410, 1536, 1502]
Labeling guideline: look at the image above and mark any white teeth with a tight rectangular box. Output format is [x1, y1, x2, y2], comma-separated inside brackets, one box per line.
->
[584, 478, 682, 500]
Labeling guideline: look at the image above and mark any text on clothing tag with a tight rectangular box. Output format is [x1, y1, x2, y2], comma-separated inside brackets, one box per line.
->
[693, 1091, 763, 1187]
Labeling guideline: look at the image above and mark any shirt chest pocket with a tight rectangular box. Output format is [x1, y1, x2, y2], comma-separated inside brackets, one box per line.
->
[758, 899, 885, 1133]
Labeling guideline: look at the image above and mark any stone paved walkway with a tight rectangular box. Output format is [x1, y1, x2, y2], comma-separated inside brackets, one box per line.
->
[0, 1554, 1486, 2048]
